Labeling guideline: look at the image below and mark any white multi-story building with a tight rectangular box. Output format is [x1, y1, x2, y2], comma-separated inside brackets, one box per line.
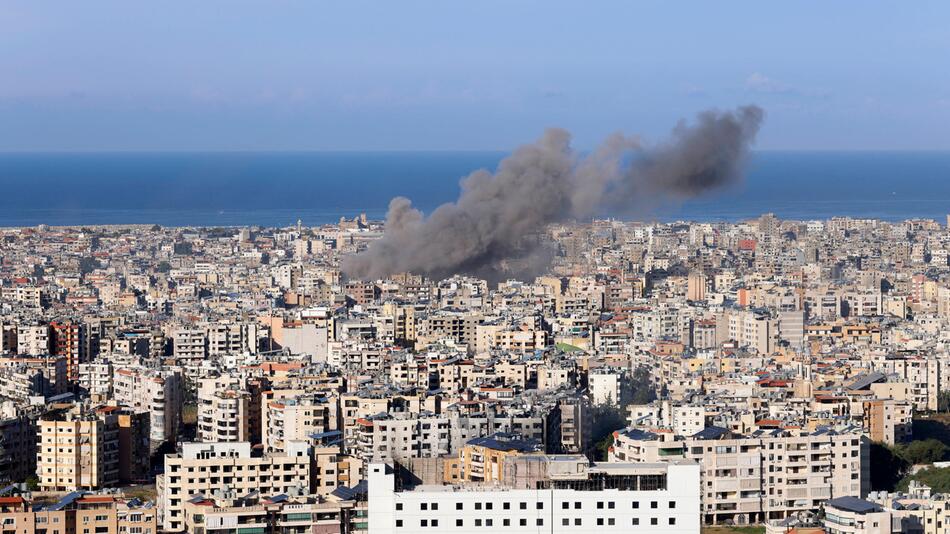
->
[367, 459, 701, 534]
[197, 377, 251, 443]
[113, 365, 184, 451]
[610, 426, 869, 525]
[16, 324, 50, 356]
[589, 370, 622, 405]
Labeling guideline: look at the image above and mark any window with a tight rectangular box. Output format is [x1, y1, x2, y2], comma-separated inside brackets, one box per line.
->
[597, 518, 604, 526]
[432, 520, 438, 527]
[562, 519, 570, 526]
[651, 518, 658, 525]
[519, 519, 527, 526]
[456, 520, 463, 527]
[503, 502, 510, 510]
[420, 503, 428, 511]
[432, 503, 438, 511]
[486, 503, 493, 510]
[597, 502, 604, 509]
[475, 519, 482, 527]
[395, 503, 403, 511]
[669, 501, 676, 509]
[608, 502, 615, 509]
[650, 501, 658, 509]
[456, 503, 463, 510]
[669, 518, 676, 525]
[537, 502, 543, 510]
[562, 502, 569, 509]
[503, 519, 510, 526]
[574, 502, 581, 509]
[520, 502, 527, 510]
[486, 519, 493, 527]
[475, 503, 482, 510]
[395, 520, 403, 528]
[536, 519, 543, 526]
[574, 518, 582, 526]
[632, 501, 640, 509]
[420, 520, 428, 527]
[632, 518, 640, 525]
[608, 518, 615, 526]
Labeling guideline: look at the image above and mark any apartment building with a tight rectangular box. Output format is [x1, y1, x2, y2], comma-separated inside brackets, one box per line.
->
[0, 410, 38, 484]
[863, 399, 912, 445]
[113, 365, 184, 451]
[50, 320, 88, 382]
[368, 458, 701, 534]
[37, 405, 120, 491]
[354, 413, 451, 463]
[0, 492, 158, 534]
[173, 327, 207, 361]
[453, 433, 543, 483]
[197, 377, 253, 443]
[78, 360, 114, 399]
[610, 426, 869, 525]
[262, 392, 337, 453]
[157, 441, 312, 532]
[181, 492, 360, 534]
[16, 324, 51, 356]
[589, 370, 623, 405]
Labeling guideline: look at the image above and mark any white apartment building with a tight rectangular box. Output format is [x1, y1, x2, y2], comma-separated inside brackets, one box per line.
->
[355, 413, 451, 462]
[589, 370, 622, 405]
[262, 393, 337, 453]
[172, 327, 207, 361]
[157, 441, 312, 532]
[610, 426, 869, 525]
[77, 360, 113, 399]
[197, 378, 251, 443]
[113, 365, 184, 451]
[16, 324, 50, 356]
[368, 459, 701, 534]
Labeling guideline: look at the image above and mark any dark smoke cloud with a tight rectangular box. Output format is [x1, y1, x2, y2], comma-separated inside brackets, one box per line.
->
[343, 105, 763, 281]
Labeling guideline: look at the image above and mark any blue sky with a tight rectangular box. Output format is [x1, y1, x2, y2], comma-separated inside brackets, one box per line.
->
[1, 1, 948, 151]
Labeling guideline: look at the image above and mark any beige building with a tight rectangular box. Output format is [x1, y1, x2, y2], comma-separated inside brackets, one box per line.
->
[157, 441, 312, 532]
[0, 493, 158, 534]
[37, 405, 120, 491]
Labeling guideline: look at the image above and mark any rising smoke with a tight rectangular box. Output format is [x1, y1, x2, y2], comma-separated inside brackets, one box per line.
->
[343, 105, 764, 281]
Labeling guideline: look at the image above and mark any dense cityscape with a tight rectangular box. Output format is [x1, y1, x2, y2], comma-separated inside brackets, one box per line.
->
[0, 213, 950, 532]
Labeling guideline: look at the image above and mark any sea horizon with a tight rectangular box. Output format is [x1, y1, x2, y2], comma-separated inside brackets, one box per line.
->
[1, 149, 949, 228]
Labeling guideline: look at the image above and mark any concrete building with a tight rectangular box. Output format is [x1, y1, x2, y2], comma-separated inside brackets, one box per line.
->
[157, 441, 312, 532]
[37, 405, 120, 491]
[0, 493, 158, 534]
[610, 426, 869, 524]
[368, 458, 701, 534]
[113, 365, 184, 451]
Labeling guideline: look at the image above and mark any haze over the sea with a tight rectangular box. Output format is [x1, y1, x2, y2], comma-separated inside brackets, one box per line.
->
[0, 151, 948, 228]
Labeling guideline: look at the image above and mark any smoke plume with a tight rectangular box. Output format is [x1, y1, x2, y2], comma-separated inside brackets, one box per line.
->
[343, 105, 763, 281]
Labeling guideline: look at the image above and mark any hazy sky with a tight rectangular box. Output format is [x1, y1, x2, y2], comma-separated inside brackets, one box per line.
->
[2, 1, 949, 151]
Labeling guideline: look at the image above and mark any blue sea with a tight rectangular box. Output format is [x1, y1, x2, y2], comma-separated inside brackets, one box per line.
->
[0, 151, 948, 227]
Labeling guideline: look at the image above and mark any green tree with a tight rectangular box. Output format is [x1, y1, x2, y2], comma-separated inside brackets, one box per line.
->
[898, 466, 950, 493]
[899, 439, 949, 465]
